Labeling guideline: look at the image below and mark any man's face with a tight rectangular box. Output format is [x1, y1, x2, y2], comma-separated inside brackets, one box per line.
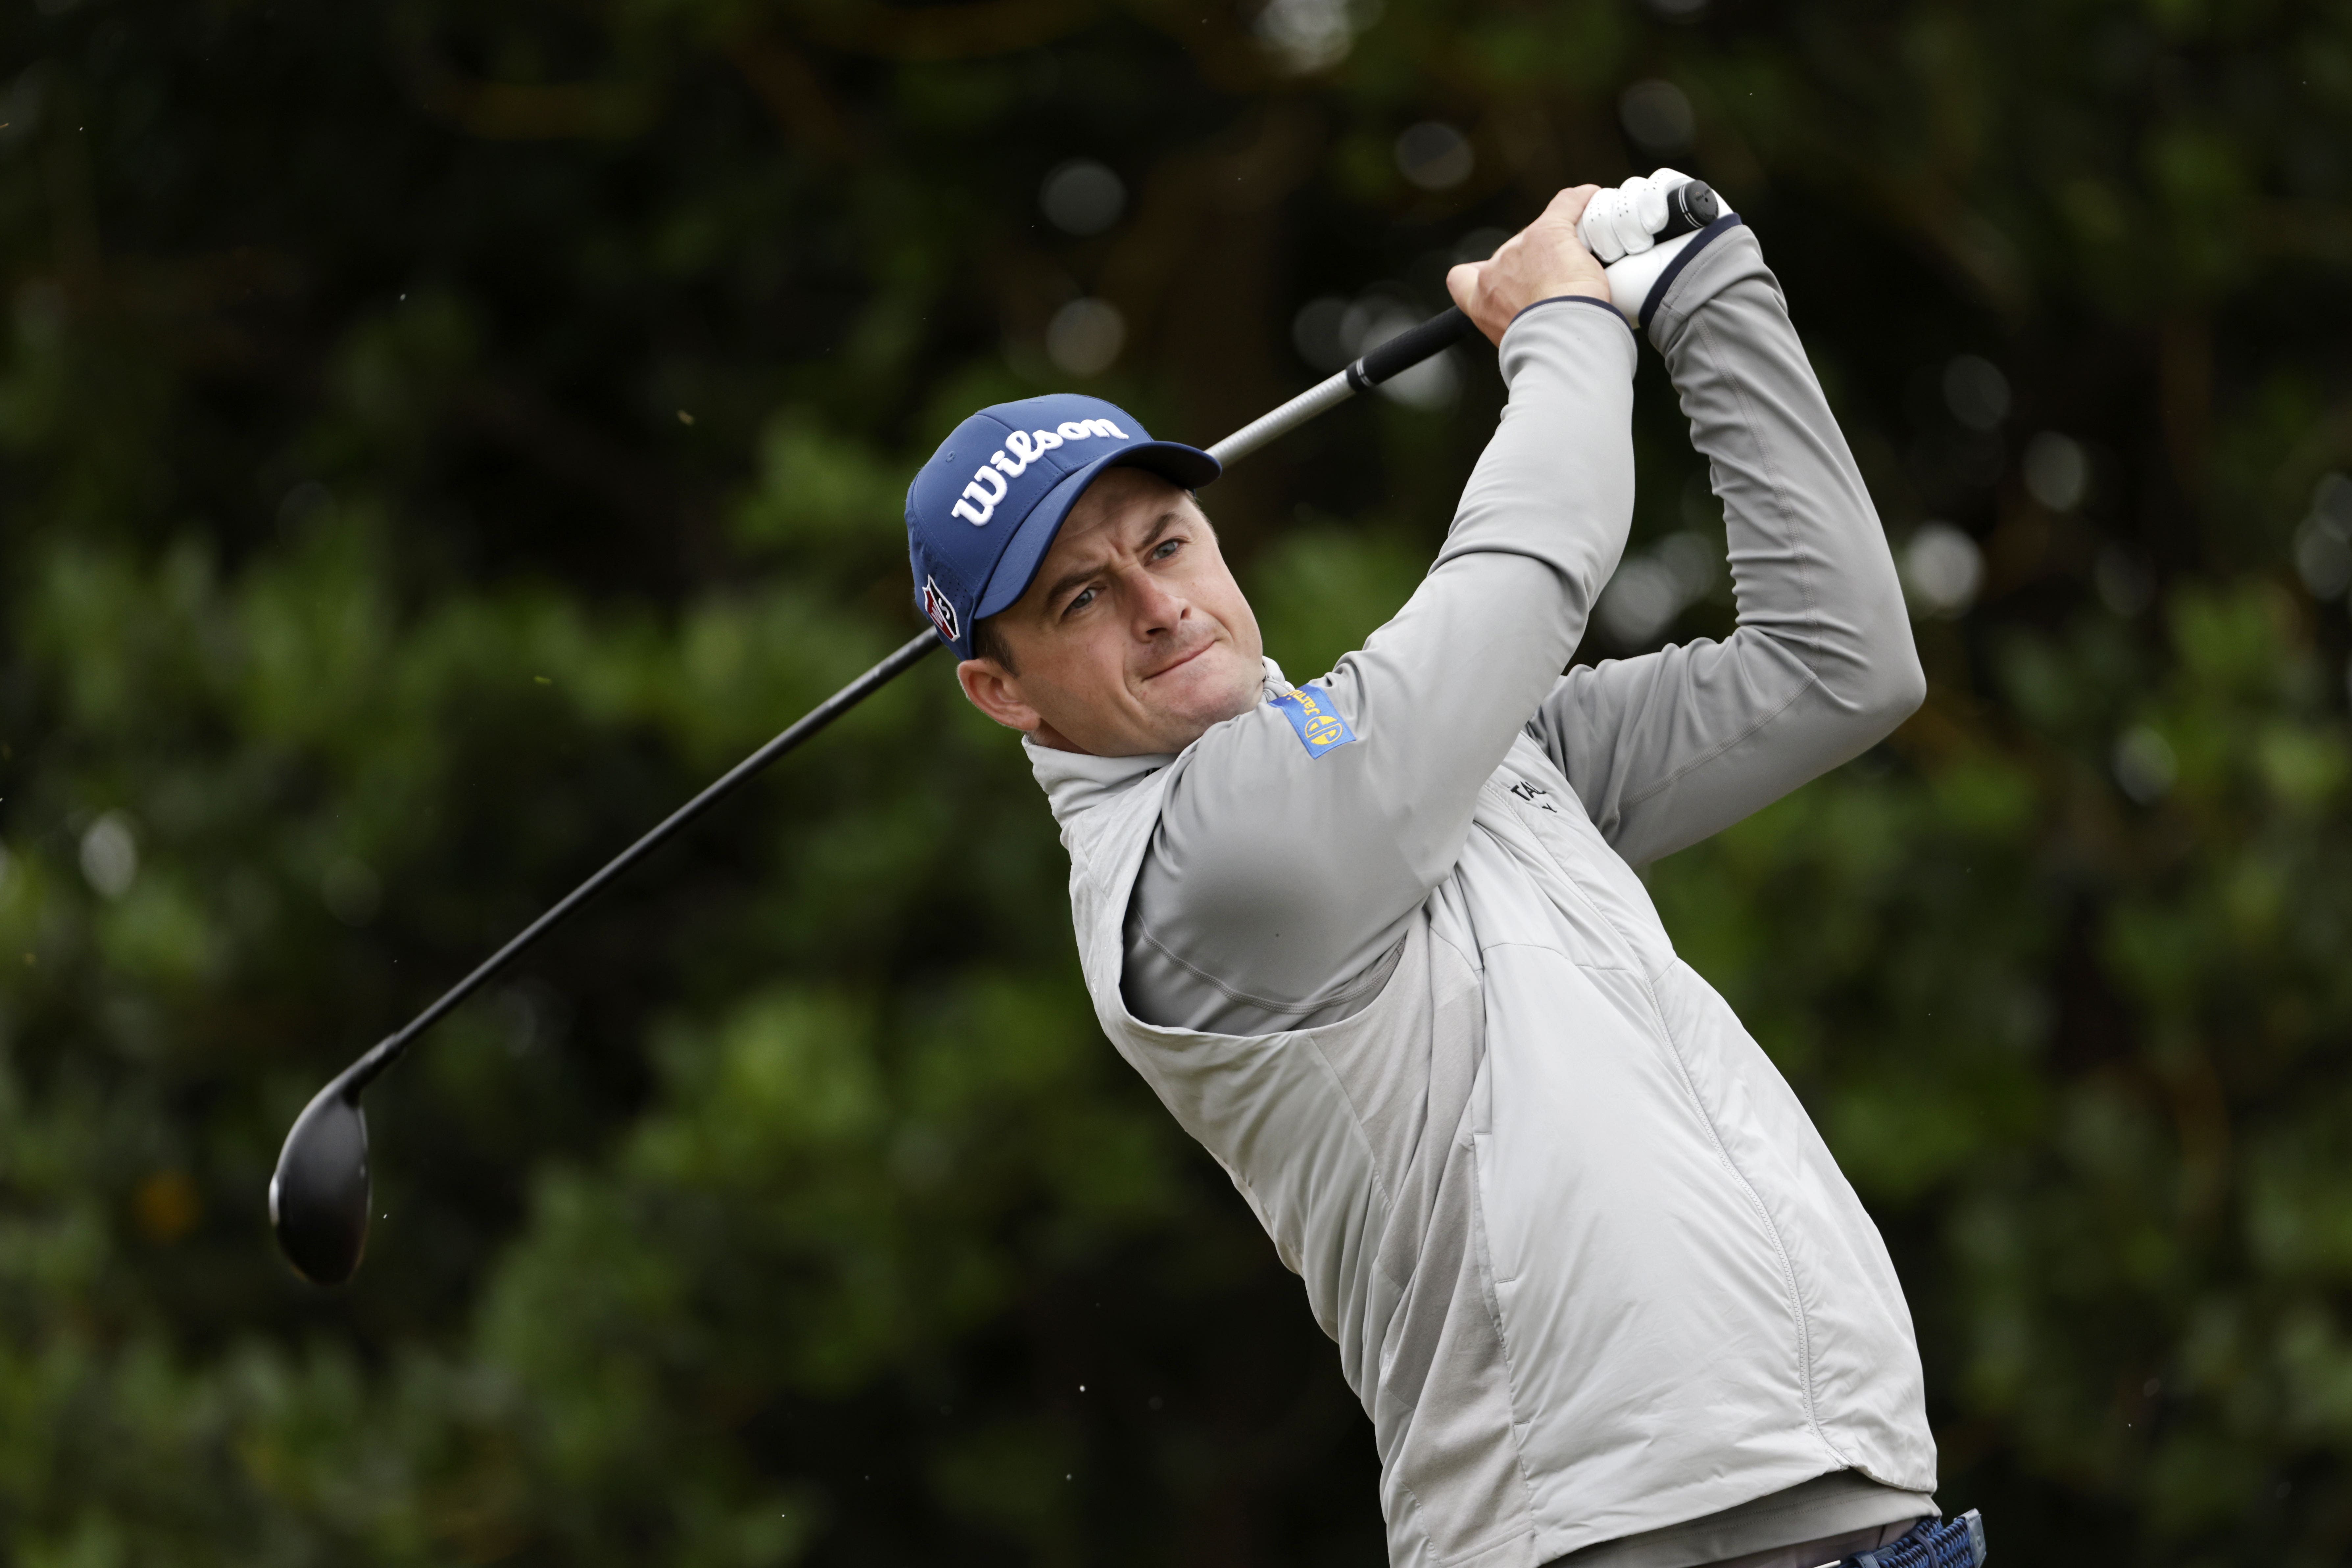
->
[955, 467, 1265, 757]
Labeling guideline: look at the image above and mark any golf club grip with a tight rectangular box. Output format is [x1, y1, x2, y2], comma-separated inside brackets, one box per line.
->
[1656, 181, 1720, 244]
[1349, 306, 1473, 389]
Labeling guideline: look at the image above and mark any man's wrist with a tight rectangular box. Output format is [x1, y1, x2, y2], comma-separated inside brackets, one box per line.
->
[1621, 212, 1743, 334]
[1509, 290, 1624, 327]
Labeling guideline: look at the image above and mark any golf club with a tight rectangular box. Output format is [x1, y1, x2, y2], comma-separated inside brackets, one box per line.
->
[270, 301, 1481, 1286]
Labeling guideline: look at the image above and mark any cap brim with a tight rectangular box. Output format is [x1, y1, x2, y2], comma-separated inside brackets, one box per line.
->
[969, 441, 1222, 625]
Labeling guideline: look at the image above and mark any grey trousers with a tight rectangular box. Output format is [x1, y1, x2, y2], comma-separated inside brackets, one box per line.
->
[1708, 1518, 1925, 1568]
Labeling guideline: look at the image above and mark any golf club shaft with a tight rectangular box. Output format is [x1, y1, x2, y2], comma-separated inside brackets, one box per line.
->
[1211, 306, 1473, 466]
[343, 630, 940, 1091]
[338, 303, 1476, 1095]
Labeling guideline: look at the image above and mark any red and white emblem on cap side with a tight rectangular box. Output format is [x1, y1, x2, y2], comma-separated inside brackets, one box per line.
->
[921, 576, 960, 644]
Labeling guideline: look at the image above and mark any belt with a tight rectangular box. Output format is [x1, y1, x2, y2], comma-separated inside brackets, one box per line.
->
[1839, 1511, 1987, 1568]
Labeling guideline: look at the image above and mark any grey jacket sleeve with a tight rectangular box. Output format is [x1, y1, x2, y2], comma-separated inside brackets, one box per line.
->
[1121, 298, 1638, 1034]
[1528, 223, 1926, 867]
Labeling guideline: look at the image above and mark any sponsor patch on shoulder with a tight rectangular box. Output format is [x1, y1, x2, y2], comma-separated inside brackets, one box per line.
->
[1269, 685, 1358, 758]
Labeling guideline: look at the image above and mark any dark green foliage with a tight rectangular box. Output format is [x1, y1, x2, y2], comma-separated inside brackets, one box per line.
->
[0, 0, 2348, 1561]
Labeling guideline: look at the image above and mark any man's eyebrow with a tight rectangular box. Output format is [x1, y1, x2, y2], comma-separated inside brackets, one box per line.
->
[1041, 557, 1103, 609]
[1038, 509, 1191, 609]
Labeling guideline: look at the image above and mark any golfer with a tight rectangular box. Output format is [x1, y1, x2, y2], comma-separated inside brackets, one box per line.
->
[905, 180, 1967, 1568]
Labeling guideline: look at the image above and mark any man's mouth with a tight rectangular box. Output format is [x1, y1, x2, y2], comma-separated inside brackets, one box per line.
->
[1144, 641, 1215, 681]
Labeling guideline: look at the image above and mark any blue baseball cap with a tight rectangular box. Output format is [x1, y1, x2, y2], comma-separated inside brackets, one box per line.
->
[906, 393, 1220, 660]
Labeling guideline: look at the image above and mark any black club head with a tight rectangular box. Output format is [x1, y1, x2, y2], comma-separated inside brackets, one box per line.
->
[269, 1072, 372, 1285]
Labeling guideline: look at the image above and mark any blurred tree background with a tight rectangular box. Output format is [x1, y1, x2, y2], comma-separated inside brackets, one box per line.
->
[1, 0, 2349, 1562]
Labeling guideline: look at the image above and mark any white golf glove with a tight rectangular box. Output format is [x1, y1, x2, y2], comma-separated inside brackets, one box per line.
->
[1578, 168, 1732, 326]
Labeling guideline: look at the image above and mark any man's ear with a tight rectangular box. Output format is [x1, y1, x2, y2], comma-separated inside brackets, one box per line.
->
[956, 657, 1042, 733]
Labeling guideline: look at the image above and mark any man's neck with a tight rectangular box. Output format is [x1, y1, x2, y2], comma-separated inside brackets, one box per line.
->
[1026, 720, 1088, 754]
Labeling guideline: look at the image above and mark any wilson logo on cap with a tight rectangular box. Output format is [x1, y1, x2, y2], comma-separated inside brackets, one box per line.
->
[947, 417, 1131, 526]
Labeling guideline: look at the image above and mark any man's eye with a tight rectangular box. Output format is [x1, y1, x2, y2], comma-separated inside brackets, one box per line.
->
[1064, 587, 1096, 616]
[1152, 538, 1182, 560]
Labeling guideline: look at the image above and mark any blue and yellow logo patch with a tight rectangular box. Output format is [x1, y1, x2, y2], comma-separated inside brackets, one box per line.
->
[1270, 685, 1358, 759]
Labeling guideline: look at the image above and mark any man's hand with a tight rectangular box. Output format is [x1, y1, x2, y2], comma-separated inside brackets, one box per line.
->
[1580, 169, 1734, 326]
[1445, 186, 1611, 347]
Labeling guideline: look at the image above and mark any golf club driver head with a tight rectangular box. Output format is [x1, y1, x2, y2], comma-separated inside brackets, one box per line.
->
[270, 1071, 372, 1285]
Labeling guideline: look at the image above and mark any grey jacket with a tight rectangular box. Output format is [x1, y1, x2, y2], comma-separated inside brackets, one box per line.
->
[1028, 225, 1938, 1568]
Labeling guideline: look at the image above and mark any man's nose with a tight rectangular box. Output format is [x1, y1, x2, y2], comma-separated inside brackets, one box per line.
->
[1125, 567, 1188, 637]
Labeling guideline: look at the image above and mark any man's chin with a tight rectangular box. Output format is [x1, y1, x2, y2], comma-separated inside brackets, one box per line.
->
[1143, 651, 1262, 748]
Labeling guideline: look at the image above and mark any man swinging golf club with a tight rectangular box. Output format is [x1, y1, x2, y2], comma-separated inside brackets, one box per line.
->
[906, 173, 1977, 1568]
